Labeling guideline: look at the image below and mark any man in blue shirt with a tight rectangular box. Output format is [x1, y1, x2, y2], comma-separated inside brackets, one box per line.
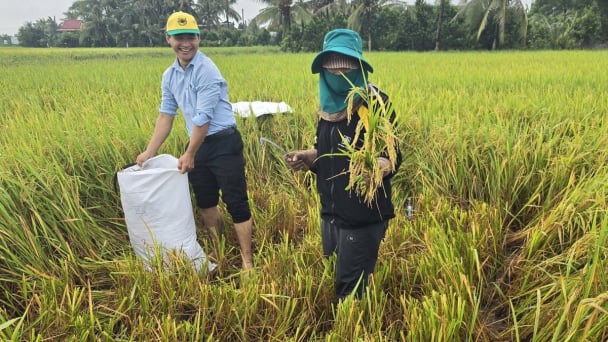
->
[136, 11, 253, 271]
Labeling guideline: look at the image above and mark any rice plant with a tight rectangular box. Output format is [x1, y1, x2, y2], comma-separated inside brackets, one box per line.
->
[341, 81, 400, 206]
[1, 47, 607, 341]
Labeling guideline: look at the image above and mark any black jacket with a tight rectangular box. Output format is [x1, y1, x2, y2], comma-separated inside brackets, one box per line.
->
[311, 86, 402, 228]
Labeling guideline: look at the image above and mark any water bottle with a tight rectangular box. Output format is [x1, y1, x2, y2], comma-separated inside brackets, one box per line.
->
[406, 197, 413, 221]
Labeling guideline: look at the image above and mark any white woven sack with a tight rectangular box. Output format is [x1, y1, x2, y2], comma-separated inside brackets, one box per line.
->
[117, 154, 215, 272]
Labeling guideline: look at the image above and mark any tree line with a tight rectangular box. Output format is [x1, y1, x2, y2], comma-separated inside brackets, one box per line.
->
[12, 0, 608, 51]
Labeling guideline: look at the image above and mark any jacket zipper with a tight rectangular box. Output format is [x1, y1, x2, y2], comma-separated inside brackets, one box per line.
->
[329, 124, 336, 224]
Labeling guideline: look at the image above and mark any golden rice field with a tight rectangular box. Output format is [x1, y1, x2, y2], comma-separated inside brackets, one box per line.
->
[0, 46, 607, 341]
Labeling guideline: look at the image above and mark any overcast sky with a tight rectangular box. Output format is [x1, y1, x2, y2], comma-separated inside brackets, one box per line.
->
[0, 0, 534, 36]
[0, 0, 265, 36]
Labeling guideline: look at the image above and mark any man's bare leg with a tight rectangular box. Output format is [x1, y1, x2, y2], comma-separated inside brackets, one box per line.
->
[200, 206, 223, 259]
[234, 217, 253, 270]
[202, 207, 253, 270]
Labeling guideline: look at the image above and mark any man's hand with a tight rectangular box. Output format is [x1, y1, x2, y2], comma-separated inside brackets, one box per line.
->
[136, 151, 155, 167]
[178, 152, 195, 174]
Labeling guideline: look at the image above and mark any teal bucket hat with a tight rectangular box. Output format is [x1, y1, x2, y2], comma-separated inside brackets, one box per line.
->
[311, 29, 373, 74]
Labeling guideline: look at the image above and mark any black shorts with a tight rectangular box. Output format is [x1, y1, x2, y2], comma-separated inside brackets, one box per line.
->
[187, 128, 251, 223]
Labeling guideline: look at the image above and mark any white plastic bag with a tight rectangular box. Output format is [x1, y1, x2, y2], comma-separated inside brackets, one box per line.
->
[231, 101, 294, 117]
[116, 154, 215, 272]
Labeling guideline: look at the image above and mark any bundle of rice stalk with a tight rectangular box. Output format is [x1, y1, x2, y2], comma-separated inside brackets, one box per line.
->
[339, 82, 399, 206]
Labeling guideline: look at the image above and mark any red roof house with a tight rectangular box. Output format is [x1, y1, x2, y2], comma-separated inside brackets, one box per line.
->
[57, 19, 84, 32]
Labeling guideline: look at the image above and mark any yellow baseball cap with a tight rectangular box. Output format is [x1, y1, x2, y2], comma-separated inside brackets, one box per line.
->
[165, 11, 200, 36]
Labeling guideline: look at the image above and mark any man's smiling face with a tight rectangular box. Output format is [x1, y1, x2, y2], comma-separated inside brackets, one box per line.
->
[166, 33, 200, 67]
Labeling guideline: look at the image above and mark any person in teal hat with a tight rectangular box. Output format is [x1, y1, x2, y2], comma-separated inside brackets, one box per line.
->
[284, 29, 402, 301]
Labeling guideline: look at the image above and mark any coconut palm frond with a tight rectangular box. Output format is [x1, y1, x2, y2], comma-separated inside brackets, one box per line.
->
[347, 4, 365, 31]
[454, 0, 527, 48]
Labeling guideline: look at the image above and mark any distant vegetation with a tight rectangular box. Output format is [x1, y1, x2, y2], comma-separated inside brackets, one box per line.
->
[10, 0, 608, 50]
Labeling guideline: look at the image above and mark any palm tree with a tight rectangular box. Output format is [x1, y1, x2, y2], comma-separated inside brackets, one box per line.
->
[195, 0, 226, 29]
[69, 0, 119, 46]
[223, 0, 242, 26]
[455, 0, 528, 49]
[347, 0, 406, 51]
[435, 0, 448, 50]
[254, 0, 312, 37]
[134, 0, 193, 44]
[313, 0, 352, 16]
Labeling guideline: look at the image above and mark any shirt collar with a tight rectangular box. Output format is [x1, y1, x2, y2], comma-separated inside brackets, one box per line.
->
[170, 50, 203, 71]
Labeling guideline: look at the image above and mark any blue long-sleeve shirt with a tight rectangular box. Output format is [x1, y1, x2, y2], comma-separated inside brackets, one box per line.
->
[159, 51, 235, 137]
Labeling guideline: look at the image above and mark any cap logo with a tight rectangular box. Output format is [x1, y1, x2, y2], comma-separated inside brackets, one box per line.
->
[178, 17, 187, 26]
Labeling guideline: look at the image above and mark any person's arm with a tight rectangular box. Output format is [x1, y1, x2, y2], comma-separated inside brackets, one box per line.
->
[177, 122, 209, 173]
[136, 113, 175, 166]
[284, 149, 317, 171]
[176, 62, 221, 173]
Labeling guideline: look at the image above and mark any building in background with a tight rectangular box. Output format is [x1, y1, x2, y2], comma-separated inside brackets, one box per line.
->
[57, 19, 83, 32]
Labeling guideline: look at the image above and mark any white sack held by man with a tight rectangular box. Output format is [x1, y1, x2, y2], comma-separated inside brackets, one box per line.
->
[116, 154, 216, 273]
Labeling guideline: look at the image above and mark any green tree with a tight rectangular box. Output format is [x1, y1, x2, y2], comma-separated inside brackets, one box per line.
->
[41, 17, 60, 47]
[114, 0, 140, 47]
[17, 22, 45, 47]
[69, 0, 119, 46]
[435, 0, 449, 50]
[255, 28, 272, 45]
[196, 0, 241, 29]
[411, 0, 435, 50]
[370, 5, 407, 50]
[529, 0, 606, 46]
[455, 0, 528, 49]
[254, 0, 312, 37]
[311, 0, 335, 10]
[301, 9, 348, 51]
[67, 0, 198, 47]
[218, 27, 242, 46]
[1, 34, 12, 46]
[347, 0, 406, 51]
[58, 31, 81, 47]
[531, 0, 594, 15]
[196, 0, 226, 29]
[596, 0, 608, 43]
[313, 0, 352, 16]
[130, 0, 195, 46]
[16, 17, 58, 47]
[222, 0, 242, 26]
[440, 4, 476, 49]
[568, 7, 602, 47]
